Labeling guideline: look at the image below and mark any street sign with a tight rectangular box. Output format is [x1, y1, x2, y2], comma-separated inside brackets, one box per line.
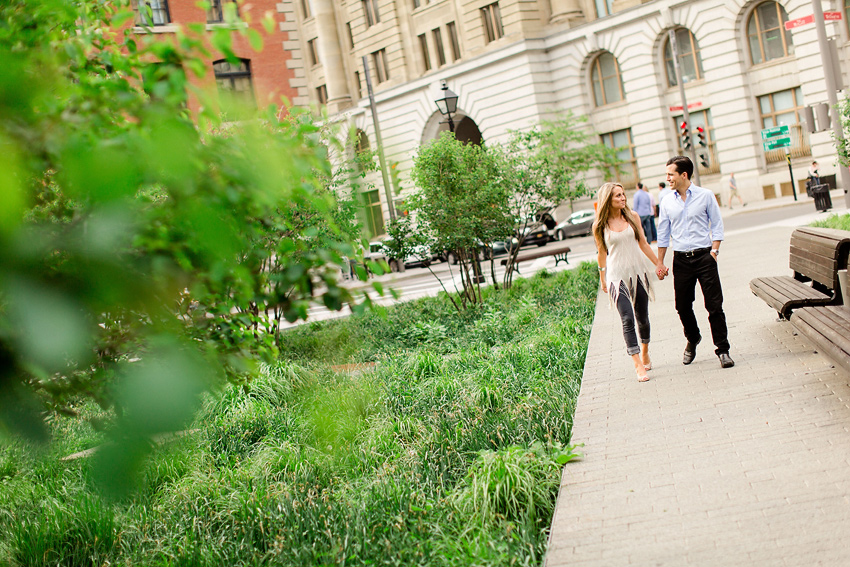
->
[784, 11, 842, 30]
[763, 137, 791, 151]
[761, 124, 790, 140]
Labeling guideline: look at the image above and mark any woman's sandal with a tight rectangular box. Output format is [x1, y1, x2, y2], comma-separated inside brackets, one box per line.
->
[636, 368, 650, 382]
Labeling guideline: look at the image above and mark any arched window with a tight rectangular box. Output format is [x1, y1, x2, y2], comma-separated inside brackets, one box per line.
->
[590, 51, 624, 107]
[747, 2, 794, 65]
[664, 28, 704, 87]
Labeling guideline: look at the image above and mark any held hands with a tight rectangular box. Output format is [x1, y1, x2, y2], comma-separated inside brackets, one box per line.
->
[655, 263, 669, 280]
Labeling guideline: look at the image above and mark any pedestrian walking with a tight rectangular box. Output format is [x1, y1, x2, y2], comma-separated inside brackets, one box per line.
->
[633, 182, 656, 245]
[727, 172, 745, 209]
[594, 182, 667, 382]
[657, 156, 734, 369]
[806, 161, 820, 196]
[657, 182, 673, 216]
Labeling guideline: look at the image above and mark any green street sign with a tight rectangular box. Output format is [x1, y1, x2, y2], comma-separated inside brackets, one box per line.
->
[761, 124, 790, 140]
[763, 136, 791, 151]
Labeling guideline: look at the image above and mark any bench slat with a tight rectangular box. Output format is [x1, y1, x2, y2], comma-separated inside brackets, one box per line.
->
[750, 276, 830, 317]
[500, 244, 571, 267]
[790, 306, 850, 374]
[789, 254, 840, 287]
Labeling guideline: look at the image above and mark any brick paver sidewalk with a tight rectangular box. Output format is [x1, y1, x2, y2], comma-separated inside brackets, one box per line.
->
[546, 220, 850, 566]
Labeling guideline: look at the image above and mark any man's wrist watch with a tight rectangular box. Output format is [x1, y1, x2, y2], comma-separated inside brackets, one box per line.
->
[711, 249, 719, 256]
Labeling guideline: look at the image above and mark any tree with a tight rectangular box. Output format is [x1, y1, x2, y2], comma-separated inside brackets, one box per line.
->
[410, 133, 513, 310]
[498, 112, 618, 287]
[0, 0, 380, 491]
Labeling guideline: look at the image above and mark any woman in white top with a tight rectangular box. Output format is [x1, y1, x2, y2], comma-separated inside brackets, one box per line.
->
[593, 182, 667, 382]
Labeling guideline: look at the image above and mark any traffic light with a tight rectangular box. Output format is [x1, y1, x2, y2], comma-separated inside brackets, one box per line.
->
[680, 121, 691, 150]
[696, 126, 707, 148]
[699, 152, 710, 168]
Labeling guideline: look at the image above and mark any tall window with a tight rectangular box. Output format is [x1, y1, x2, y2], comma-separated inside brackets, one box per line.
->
[758, 87, 811, 161]
[600, 129, 637, 189]
[419, 34, 431, 72]
[846, 0, 850, 35]
[316, 84, 328, 105]
[354, 71, 362, 99]
[307, 38, 319, 66]
[133, 0, 170, 26]
[481, 3, 504, 44]
[590, 51, 624, 107]
[433, 28, 446, 67]
[207, 0, 238, 23]
[758, 87, 804, 128]
[362, 0, 380, 27]
[595, 0, 613, 18]
[447, 21, 461, 62]
[300, 0, 311, 18]
[748, 2, 793, 65]
[664, 28, 704, 87]
[372, 48, 389, 83]
[213, 59, 254, 109]
[346, 22, 355, 49]
[363, 190, 385, 238]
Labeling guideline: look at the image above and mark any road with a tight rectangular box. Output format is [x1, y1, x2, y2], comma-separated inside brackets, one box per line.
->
[284, 201, 835, 328]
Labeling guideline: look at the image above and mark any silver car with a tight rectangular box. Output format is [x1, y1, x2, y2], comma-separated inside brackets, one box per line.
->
[553, 209, 595, 240]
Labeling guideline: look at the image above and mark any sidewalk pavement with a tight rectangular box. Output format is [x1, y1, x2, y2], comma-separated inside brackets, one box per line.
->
[545, 200, 850, 566]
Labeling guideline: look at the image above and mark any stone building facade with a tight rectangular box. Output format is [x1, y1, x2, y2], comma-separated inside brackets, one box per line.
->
[281, 0, 850, 237]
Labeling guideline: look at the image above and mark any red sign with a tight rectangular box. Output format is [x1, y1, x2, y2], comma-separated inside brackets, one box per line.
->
[668, 102, 703, 112]
[785, 12, 842, 30]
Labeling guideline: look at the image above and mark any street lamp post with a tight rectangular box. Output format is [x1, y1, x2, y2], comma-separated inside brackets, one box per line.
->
[434, 80, 459, 133]
[433, 81, 485, 283]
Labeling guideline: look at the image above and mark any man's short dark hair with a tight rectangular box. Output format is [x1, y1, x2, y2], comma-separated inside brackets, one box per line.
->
[667, 155, 694, 180]
[658, 182, 666, 189]
[637, 182, 644, 190]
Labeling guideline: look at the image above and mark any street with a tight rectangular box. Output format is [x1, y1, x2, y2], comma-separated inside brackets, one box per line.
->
[283, 199, 844, 328]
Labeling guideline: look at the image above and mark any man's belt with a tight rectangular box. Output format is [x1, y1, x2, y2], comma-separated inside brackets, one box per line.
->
[674, 247, 712, 258]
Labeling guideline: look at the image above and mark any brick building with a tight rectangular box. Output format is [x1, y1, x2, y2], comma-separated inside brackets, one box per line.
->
[131, 0, 299, 115]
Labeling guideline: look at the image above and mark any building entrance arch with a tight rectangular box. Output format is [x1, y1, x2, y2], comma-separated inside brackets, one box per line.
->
[420, 110, 483, 145]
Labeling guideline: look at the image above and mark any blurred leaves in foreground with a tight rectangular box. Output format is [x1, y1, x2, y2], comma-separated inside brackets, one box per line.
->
[0, 0, 379, 491]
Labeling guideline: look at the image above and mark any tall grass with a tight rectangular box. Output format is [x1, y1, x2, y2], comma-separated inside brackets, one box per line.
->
[0, 263, 598, 566]
[810, 212, 850, 231]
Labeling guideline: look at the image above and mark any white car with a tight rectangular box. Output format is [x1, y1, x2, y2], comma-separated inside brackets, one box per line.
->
[552, 209, 595, 240]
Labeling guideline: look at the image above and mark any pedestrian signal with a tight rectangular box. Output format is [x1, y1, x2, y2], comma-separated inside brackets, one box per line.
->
[699, 153, 710, 168]
[680, 121, 691, 151]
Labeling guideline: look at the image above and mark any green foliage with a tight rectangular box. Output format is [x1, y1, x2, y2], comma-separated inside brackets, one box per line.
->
[498, 112, 618, 287]
[0, 264, 598, 566]
[410, 132, 514, 307]
[452, 442, 580, 526]
[810, 213, 850, 231]
[0, 0, 380, 476]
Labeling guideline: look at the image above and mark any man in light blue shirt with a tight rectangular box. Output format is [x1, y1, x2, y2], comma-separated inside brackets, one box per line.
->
[657, 156, 733, 369]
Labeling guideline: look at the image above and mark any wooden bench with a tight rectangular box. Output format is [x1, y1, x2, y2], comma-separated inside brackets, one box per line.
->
[500, 241, 571, 275]
[749, 227, 850, 320]
[790, 302, 850, 374]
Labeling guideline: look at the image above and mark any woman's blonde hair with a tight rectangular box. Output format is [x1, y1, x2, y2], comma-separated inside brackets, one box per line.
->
[592, 182, 641, 254]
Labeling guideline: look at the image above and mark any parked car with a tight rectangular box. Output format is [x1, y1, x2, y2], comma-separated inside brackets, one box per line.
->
[379, 237, 437, 271]
[553, 209, 595, 240]
[518, 224, 551, 247]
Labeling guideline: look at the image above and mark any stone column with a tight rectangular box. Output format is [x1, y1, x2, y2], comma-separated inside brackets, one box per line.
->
[313, 0, 351, 113]
[550, 0, 585, 25]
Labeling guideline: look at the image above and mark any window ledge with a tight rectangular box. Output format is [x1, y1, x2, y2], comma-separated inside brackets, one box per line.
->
[206, 22, 249, 30]
[133, 24, 180, 34]
[748, 55, 796, 71]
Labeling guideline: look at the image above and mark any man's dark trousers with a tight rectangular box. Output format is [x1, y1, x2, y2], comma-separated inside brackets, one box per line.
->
[672, 250, 730, 355]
